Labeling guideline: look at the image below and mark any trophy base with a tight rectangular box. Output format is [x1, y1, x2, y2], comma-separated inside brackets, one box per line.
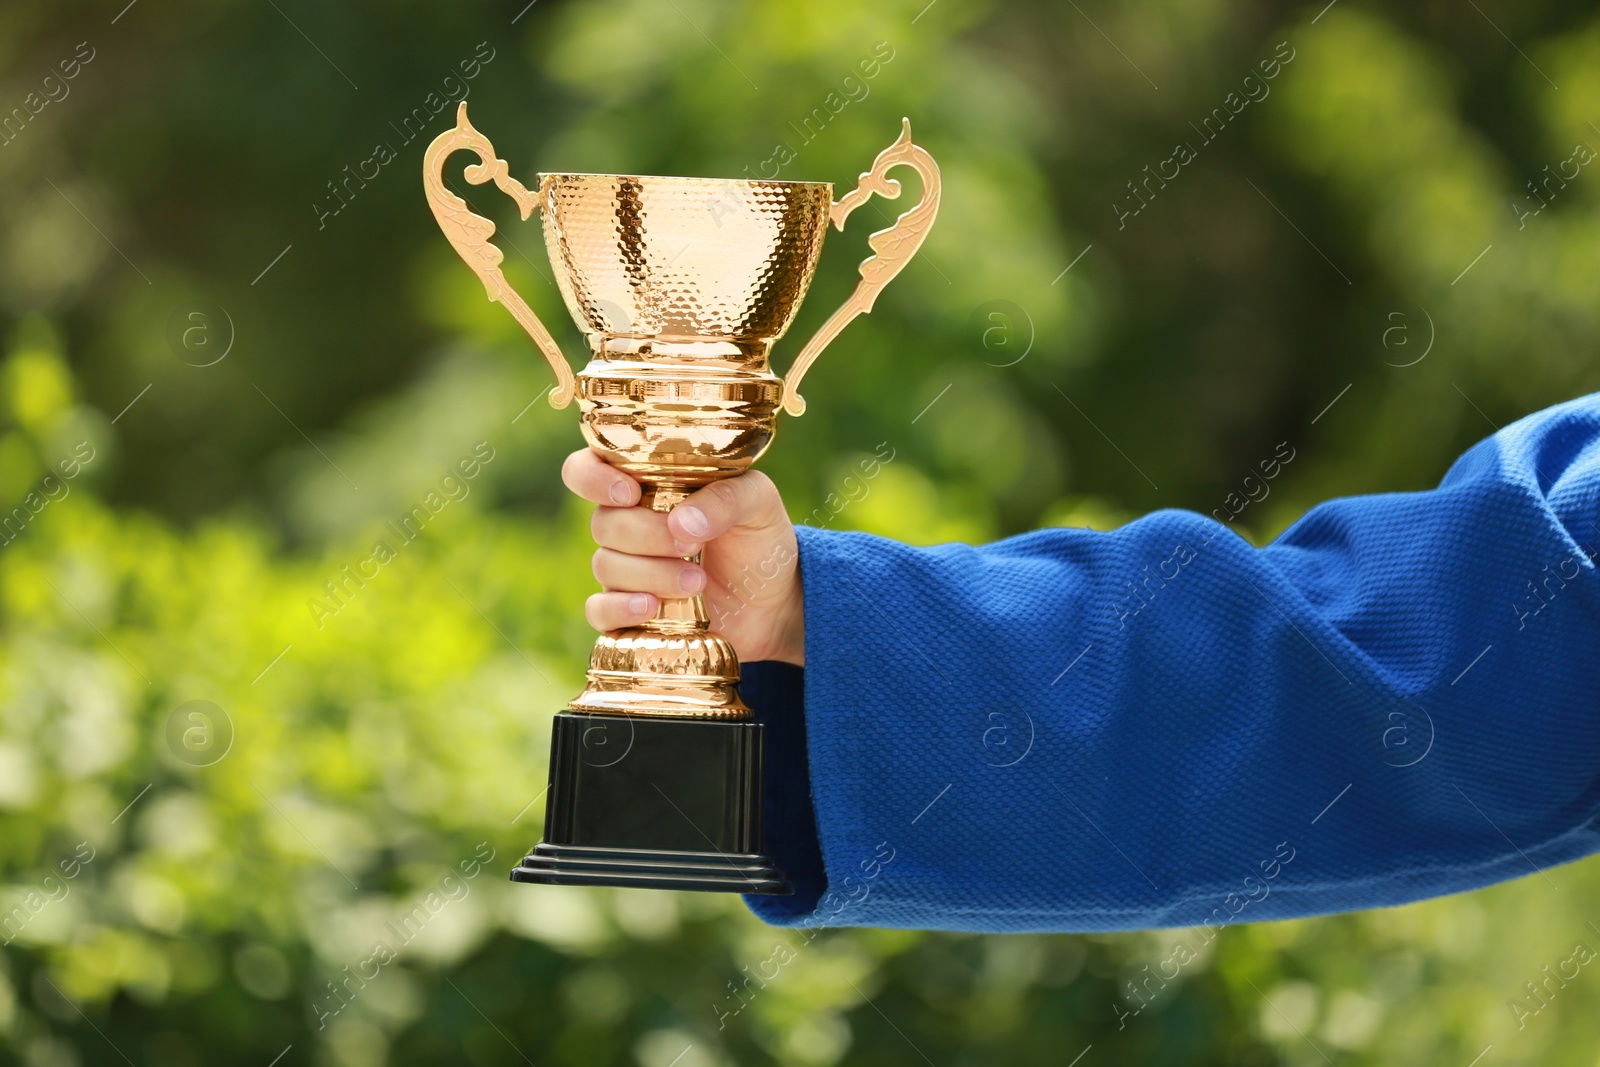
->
[517, 710, 790, 896]
[512, 844, 788, 894]
[571, 626, 749, 719]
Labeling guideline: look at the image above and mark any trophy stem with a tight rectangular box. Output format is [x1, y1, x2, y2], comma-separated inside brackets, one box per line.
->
[638, 483, 710, 635]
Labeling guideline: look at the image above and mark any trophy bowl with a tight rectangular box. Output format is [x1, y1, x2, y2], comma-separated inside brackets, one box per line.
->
[552, 172, 830, 502]
[423, 102, 939, 893]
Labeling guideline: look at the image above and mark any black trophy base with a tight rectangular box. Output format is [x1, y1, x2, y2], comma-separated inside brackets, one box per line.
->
[513, 843, 788, 894]
[513, 711, 791, 896]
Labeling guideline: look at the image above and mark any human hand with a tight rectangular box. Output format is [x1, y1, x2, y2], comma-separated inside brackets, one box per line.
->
[561, 449, 805, 666]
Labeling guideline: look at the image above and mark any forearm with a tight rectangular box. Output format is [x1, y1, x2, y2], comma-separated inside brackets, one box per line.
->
[745, 394, 1600, 932]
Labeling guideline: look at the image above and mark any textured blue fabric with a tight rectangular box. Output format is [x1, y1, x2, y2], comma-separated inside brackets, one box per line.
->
[742, 394, 1600, 933]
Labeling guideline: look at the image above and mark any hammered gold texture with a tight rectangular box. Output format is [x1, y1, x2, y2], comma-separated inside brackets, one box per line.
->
[423, 109, 940, 720]
[539, 175, 832, 341]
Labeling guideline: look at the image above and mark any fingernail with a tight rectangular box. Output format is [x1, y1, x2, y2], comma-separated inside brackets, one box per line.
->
[628, 593, 653, 616]
[673, 540, 700, 556]
[675, 504, 710, 538]
[610, 480, 637, 506]
[679, 567, 704, 594]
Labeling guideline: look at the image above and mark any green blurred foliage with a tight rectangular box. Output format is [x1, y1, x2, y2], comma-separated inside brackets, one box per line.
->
[0, 0, 1598, 1064]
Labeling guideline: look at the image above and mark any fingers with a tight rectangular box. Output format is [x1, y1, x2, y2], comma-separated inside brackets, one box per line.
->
[562, 448, 640, 506]
[586, 591, 658, 632]
[591, 547, 705, 597]
[570, 454, 782, 549]
[668, 470, 785, 543]
[590, 505, 700, 558]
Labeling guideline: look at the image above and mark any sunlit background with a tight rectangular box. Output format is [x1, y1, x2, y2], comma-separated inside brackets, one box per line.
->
[2, 0, 1600, 1064]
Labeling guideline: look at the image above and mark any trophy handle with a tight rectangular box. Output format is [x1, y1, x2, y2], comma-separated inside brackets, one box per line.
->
[780, 118, 941, 417]
[423, 102, 576, 409]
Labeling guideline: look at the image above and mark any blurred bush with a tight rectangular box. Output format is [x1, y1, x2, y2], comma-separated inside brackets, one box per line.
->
[1, 0, 1599, 1064]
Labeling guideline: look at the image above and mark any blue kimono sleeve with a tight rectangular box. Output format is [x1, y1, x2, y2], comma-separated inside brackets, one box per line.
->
[741, 393, 1600, 933]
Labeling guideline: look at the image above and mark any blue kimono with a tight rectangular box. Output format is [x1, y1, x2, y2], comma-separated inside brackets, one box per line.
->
[741, 394, 1600, 932]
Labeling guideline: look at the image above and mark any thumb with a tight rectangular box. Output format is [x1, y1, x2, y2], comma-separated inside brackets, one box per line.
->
[668, 471, 786, 542]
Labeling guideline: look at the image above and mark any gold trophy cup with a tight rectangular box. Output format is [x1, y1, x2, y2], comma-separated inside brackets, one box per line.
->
[424, 102, 939, 892]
